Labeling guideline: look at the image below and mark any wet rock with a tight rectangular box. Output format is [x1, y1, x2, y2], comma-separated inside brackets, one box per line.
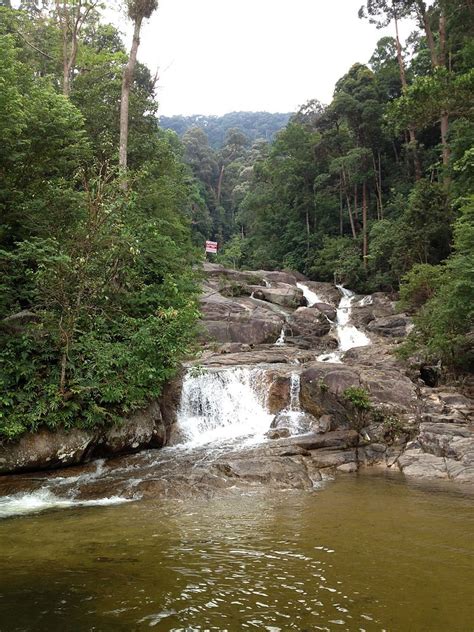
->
[311, 302, 337, 321]
[0, 400, 168, 475]
[267, 375, 291, 413]
[99, 401, 166, 457]
[301, 281, 341, 308]
[213, 457, 315, 489]
[315, 414, 333, 433]
[270, 412, 317, 435]
[266, 428, 291, 440]
[219, 342, 252, 354]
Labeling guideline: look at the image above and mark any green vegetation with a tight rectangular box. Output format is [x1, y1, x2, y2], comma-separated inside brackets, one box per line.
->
[182, 0, 473, 373]
[159, 112, 292, 148]
[0, 4, 201, 440]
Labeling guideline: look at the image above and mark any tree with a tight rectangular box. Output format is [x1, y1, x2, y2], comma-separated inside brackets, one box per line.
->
[54, 0, 100, 96]
[359, 0, 422, 178]
[119, 0, 158, 185]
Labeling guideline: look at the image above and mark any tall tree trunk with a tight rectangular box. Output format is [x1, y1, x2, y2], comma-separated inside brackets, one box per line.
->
[119, 17, 143, 188]
[416, 1, 439, 67]
[339, 177, 344, 235]
[394, 15, 421, 180]
[416, 2, 450, 185]
[56, 0, 95, 97]
[216, 165, 225, 206]
[342, 167, 357, 239]
[362, 181, 368, 270]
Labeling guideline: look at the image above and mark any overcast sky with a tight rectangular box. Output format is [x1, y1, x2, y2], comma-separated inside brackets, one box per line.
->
[115, 0, 415, 116]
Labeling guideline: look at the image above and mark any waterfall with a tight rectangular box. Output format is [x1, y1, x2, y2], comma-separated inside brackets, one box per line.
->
[275, 327, 286, 346]
[289, 372, 301, 411]
[297, 282, 321, 307]
[174, 368, 273, 448]
[317, 285, 370, 363]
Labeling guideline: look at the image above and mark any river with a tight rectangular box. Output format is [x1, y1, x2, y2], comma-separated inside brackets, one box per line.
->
[0, 472, 473, 631]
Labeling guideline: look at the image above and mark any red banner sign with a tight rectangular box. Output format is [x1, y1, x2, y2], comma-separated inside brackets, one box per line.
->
[205, 240, 218, 254]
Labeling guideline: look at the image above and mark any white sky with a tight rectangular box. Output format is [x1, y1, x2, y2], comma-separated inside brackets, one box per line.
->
[123, 0, 415, 116]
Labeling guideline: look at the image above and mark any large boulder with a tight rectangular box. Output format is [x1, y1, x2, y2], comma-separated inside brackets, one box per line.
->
[257, 283, 305, 308]
[200, 292, 285, 345]
[0, 428, 95, 474]
[0, 400, 168, 475]
[350, 292, 397, 328]
[367, 314, 413, 338]
[312, 302, 337, 321]
[287, 307, 331, 338]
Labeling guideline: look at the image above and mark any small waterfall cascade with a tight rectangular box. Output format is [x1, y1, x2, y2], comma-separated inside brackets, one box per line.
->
[297, 282, 321, 307]
[174, 367, 273, 448]
[289, 372, 301, 411]
[275, 327, 286, 346]
[317, 285, 371, 363]
[334, 286, 371, 352]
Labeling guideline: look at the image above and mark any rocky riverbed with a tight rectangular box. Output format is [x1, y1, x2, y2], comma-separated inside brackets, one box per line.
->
[0, 264, 473, 513]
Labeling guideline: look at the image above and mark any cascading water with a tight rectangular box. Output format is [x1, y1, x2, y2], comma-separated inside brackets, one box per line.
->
[297, 282, 321, 307]
[174, 367, 273, 448]
[275, 327, 286, 346]
[317, 285, 370, 363]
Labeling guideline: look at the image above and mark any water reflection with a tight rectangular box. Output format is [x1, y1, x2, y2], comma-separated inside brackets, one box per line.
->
[0, 474, 473, 631]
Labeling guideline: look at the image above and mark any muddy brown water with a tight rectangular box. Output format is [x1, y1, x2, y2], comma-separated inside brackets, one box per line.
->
[0, 472, 473, 632]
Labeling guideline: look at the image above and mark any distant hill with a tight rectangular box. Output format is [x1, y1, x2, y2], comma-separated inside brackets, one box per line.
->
[158, 111, 293, 148]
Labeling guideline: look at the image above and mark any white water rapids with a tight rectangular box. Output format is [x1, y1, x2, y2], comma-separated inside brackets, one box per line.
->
[297, 282, 370, 363]
[175, 367, 273, 448]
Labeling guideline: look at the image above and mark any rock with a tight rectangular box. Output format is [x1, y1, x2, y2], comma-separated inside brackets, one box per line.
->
[287, 308, 331, 338]
[200, 291, 285, 345]
[271, 429, 359, 451]
[219, 343, 252, 354]
[99, 401, 166, 456]
[266, 428, 291, 439]
[267, 374, 291, 413]
[367, 314, 413, 338]
[270, 411, 318, 435]
[0, 399, 168, 475]
[1, 310, 41, 333]
[337, 462, 358, 473]
[315, 414, 333, 433]
[417, 422, 474, 463]
[398, 448, 449, 479]
[259, 270, 298, 286]
[0, 428, 95, 474]
[311, 302, 337, 321]
[258, 284, 305, 308]
[299, 365, 360, 421]
[213, 457, 315, 489]
[301, 281, 341, 308]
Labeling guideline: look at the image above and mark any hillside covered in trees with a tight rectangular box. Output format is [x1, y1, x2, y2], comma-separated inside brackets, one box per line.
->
[159, 111, 292, 148]
[183, 0, 473, 372]
[0, 1, 201, 440]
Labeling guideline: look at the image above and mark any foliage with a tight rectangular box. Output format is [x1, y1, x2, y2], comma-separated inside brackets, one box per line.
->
[343, 387, 372, 411]
[400, 197, 474, 371]
[0, 6, 201, 440]
[160, 111, 292, 148]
